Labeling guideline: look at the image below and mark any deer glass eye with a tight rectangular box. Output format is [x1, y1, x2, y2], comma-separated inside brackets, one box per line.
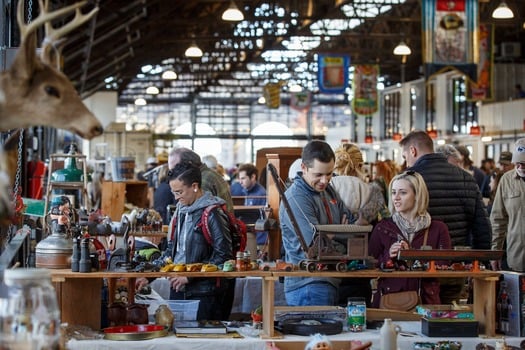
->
[45, 85, 61, 98]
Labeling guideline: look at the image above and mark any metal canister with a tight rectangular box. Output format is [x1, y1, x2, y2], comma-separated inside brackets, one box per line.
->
[347, 297, 366, 332]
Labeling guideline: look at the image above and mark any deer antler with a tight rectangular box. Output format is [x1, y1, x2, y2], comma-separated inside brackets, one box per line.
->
[17, 0, 98, 68]
[42, 0, 99, 68]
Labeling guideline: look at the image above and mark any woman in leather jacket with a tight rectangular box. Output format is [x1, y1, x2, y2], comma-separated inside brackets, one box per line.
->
[369, 171, 451, 308]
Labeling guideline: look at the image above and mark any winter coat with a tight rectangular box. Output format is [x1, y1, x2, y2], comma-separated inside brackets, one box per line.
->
[368, 218, 451, 307]
[330, 175, 389, 223]
[490, 170, 525, 271]
[408, 153, 491, 249]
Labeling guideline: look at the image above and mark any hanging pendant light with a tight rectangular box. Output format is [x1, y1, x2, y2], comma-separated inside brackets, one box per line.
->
[492, 1, 514, 19]
[222, 1, 244, 21]
[162, 70, 177, 80]
[146, 86, 159, 95]
[185, 43, 203, 57]
[393, 41, 411, 56]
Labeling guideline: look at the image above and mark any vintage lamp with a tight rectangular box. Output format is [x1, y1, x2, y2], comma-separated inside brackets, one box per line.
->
[51, 146, 83, 183]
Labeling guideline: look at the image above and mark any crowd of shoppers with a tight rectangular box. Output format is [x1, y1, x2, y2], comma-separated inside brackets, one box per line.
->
[137, 132, 520, 318]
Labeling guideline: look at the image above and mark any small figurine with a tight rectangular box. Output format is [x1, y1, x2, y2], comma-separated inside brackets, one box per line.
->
[49, 196, 73, 226]
[305, 334, 332, 350]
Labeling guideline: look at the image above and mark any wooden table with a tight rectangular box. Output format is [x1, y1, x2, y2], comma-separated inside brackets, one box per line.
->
[50, 269, 500, 338]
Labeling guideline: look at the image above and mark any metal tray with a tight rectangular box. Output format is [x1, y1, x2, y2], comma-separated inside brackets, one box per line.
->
[103, 324, 168, 341]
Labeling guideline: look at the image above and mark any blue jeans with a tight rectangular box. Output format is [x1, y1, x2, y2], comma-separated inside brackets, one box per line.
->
[285, 282, 337, 306]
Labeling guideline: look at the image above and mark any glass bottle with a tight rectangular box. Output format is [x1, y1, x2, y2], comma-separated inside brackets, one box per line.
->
[236, 251, 245, 271]
[0, 268, 60, 349]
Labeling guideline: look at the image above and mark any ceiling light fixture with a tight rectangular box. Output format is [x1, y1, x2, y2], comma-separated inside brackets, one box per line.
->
[492, 1, 514, 19]
[393, 41, 411, 56]
[146, 86, 159, 95]
[134, 98, 147, 106]
[162, 70, 177, 80]
[222, 1, 244, 21]
[185, 43, 203, 58]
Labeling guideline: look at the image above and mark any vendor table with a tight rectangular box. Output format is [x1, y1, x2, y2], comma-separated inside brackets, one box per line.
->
[50, 269, 500, 338]
[66, 322, 522, 350]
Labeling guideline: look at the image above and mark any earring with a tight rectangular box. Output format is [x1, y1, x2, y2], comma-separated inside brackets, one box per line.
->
[194, 188, 197, 193]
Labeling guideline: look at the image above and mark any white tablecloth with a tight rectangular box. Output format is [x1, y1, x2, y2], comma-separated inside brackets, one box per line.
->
[67, 322, 524, 350]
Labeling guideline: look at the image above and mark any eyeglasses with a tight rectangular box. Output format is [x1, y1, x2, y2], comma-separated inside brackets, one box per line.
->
[171, 188, 185, 197]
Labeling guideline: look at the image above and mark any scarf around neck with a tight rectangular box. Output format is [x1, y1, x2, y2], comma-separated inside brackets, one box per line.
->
[392, 211, 431, 244]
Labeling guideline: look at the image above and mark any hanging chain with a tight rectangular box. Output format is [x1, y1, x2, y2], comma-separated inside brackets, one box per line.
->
[13, 131, 23, 202]
[27, 0, 33, 23]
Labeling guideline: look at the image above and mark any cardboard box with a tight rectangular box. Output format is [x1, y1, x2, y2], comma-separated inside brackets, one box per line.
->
[499, 271, 525, 337]
[421, 318, 478, 337]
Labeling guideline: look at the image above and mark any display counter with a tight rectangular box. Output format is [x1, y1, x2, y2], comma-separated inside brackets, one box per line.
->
[66, 322, 522, 350]
[50, 269, 500, 338]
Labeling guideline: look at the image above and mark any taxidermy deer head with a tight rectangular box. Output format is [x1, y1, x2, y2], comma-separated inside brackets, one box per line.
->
[0, 0, 103, 140]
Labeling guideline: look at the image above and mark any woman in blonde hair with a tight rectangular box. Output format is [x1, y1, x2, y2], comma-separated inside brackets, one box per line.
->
[330, 143, 388, 225]
[369, 171, 451, 307]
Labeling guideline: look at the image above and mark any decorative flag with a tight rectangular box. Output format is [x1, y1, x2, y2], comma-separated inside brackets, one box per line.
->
[263, 82, 284, 109]
[468, 24, 493, 101]
[422, 0, 478, 81]
[290, 91, 311, 112]
[318, 54, 350, 94]
[352, 64, 379, 116]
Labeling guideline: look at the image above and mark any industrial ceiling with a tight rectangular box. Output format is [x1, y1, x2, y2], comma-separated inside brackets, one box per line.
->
[6, 0, 525, 106]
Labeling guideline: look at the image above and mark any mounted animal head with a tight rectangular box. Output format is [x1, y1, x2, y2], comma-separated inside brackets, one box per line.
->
[0, 0, 103, 140]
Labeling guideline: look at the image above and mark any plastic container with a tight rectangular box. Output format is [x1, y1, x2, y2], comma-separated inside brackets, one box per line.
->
[0, 268, 60, 349]
[167, 300, 199, 321]
[347, 297, 366, 332]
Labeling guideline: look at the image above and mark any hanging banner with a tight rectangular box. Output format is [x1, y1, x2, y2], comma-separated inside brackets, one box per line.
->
[422, 0, 478, 81]
[263, 82, 283, 109]
[290, 91, 311, 112]
[468, 23, 493, 101]
[317, 54, 349, 94]
[352, 64, 379, 116]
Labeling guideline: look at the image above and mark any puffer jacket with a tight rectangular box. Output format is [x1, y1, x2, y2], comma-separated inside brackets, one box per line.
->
[169, 191, 233, 295]
[368, 218, 451, 307]
[279, 173, 352, 293]
[408, 153, 491, 249]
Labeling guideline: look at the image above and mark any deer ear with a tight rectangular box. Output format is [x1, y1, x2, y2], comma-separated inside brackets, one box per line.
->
[10, 32, 44, 81]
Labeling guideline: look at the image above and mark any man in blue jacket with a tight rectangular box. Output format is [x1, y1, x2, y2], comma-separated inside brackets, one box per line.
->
[399, 130, 491, 303]
[279, 140, 352, 306]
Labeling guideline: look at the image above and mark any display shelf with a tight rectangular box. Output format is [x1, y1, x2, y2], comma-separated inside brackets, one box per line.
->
[101, 180, 148, 221]
[49, 269, 500, 338]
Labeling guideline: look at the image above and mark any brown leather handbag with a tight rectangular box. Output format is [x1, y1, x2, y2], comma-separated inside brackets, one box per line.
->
[379, 228, 429, 311]
[379, 290, 420, 311]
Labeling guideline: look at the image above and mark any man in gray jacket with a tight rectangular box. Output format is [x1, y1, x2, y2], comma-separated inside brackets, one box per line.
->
[279, 140, 352, 306]
[399, 130, 491, 303]
[491, 138, 525, 272]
